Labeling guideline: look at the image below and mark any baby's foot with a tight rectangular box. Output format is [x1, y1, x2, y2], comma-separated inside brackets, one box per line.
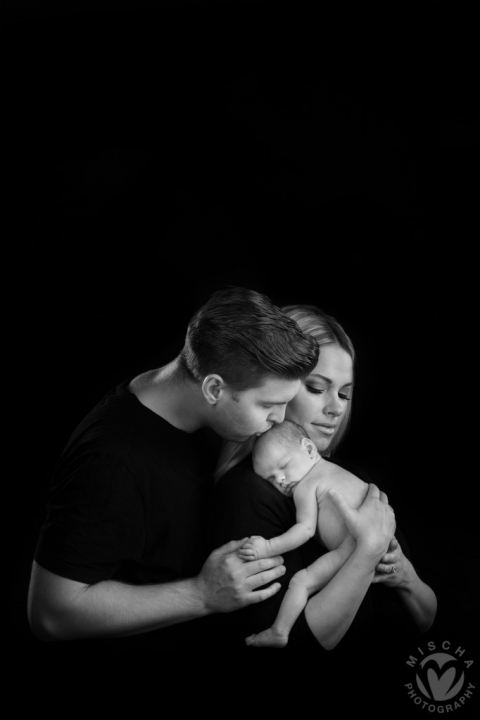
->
[245, 627, 289, 648]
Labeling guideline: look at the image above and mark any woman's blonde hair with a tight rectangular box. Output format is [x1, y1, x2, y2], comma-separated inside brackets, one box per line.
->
[214, 304, 355, 481]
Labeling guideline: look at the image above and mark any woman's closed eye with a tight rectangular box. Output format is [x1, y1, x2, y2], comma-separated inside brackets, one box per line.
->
[306, 385, 351, 401]
[306, 386, 324, 395]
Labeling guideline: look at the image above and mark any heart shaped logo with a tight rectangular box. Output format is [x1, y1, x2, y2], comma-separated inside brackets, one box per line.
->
[416, 652, 465, 701]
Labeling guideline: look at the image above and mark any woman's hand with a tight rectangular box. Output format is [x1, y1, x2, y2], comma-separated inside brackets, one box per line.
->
[328, 483, 395, 561]
[372, 536, 438, 632]
[372, 536, 414, 587]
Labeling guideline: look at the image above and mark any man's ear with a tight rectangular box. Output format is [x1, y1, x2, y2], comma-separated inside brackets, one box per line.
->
[301, 437, 317, 457]
[202, 374, 225, 405]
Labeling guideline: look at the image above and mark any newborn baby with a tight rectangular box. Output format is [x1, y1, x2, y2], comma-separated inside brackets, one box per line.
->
[239, 420, 370, 648]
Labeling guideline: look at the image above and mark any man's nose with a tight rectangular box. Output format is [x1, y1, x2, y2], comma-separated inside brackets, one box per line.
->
[268, 405, 286, 424]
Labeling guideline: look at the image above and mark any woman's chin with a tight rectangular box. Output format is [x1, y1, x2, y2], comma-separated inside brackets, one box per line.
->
[310, 429, 333, 453]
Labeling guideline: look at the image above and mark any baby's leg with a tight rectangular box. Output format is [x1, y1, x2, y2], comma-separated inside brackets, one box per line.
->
[246, 539, 356, 648]
[245, 569, 311, 648]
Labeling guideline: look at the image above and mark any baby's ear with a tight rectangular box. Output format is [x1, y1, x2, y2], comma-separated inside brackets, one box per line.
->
[301, 437, 316, 457]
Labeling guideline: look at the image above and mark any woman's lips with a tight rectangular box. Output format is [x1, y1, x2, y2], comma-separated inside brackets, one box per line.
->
[312, 423, 336, 436]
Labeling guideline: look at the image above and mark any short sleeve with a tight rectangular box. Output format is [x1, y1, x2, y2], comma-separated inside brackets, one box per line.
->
[35, 453, 145, 584]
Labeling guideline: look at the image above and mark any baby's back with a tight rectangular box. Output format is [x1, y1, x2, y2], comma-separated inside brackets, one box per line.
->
[294, 459, 368, 550]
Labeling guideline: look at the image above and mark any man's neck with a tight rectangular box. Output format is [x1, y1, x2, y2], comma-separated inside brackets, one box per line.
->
[129, 360, 205, 433]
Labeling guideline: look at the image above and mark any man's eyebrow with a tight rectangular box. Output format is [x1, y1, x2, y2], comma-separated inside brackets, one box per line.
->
[309, 374, 353, 387]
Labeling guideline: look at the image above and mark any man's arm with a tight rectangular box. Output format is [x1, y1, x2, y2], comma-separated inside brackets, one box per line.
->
[28, 539, 286, 641]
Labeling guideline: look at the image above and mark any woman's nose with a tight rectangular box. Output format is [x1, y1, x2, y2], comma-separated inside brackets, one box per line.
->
[326, 397, 343, 417]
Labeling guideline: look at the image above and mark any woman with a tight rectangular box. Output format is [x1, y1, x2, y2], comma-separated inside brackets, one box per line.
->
[208, 305, 437, 654]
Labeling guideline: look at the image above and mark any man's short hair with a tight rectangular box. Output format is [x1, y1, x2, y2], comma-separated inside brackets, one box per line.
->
[180, 287, 319, 391]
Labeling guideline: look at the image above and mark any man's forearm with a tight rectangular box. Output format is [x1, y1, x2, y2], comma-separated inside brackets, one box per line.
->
[66, 578, 209, 638]
[29, 540, 287, 641]
[29, 562, 209, 641]
[304, 545, 376, 650]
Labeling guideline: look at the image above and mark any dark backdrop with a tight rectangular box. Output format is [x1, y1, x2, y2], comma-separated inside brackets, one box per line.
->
[6, 0, 478, 708]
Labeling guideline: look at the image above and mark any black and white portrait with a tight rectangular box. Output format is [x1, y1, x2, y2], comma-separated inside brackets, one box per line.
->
[7, 1, 478, 715]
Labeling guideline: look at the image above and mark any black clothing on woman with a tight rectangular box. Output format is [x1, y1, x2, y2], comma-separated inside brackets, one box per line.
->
[207, 453, 419, 655]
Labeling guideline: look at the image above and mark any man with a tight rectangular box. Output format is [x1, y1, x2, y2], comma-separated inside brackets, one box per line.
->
[28, 287, 319, 643]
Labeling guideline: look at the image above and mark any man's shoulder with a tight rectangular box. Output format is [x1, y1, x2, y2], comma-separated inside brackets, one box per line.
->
[58, 381, 194, 484]
[71, 380, 134, 429]
[68, 380, 188, 451]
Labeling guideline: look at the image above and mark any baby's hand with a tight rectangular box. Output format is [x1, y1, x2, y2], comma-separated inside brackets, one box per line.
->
[237, 535, 271, 561]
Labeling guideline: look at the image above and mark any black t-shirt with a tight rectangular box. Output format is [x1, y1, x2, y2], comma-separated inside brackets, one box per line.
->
[35, 381, 217, 586]
[207, 453, 419, 657]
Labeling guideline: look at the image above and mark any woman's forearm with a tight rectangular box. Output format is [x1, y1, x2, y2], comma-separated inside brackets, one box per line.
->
[304, 545, 376, 650]
[396, 561, 438, 633]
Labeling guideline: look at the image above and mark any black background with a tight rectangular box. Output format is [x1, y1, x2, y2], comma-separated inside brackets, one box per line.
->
[6, 0, 479, 711]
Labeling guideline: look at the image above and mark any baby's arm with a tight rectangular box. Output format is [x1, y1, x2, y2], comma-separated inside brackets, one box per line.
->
[238, 483, 318, 560]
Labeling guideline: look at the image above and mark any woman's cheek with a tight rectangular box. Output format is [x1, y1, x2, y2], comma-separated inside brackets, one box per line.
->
[300, 391, 316, 418]
[287, 395, 310, 424]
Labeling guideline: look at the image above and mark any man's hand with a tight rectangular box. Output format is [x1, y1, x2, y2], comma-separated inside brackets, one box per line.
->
[237, 535, 271, 561]
[328, 483, 395, 560]
[195, 538, 286, 613]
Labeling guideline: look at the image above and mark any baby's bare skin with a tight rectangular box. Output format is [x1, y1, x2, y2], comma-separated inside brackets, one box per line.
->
[303, 459, 369, 550]
[241, 428, 435, 650]
[239, 457, 368, 561]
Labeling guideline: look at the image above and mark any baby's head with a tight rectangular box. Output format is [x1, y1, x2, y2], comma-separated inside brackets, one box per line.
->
[253, 420, 319, 496]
